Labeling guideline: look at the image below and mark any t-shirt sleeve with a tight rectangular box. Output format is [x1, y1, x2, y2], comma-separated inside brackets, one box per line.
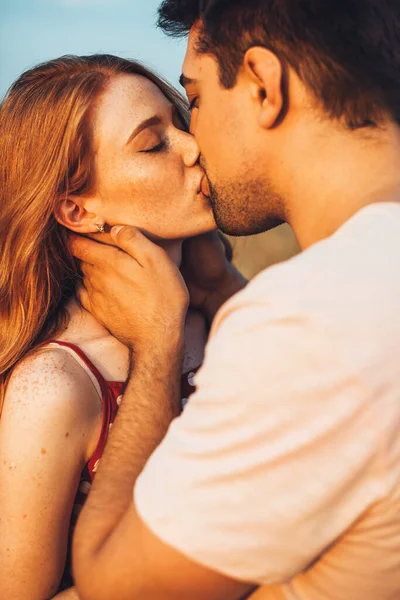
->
[134, 289, 383, 585]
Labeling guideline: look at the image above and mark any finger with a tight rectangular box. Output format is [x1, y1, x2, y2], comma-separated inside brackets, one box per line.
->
[69, 232, 119, 266]
[76, 283, 108, 326]
[111, 226, 163, 266]
[85, 232, 119, 248]
[75, 284, 92, 313]
[80, 258, 120, 301]
[79, 249, 142, 296]
[80, 262, 100, 293]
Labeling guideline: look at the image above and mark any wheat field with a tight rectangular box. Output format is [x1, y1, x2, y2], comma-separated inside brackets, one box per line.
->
[229, 224, 300, 280]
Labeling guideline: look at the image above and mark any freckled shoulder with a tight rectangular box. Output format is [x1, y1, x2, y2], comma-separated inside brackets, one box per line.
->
[0, 348, 103, 597]
[2, 348, 102, 445]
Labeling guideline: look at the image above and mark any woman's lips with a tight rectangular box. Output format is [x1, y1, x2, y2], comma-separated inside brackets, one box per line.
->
[200, 174, 211, 197]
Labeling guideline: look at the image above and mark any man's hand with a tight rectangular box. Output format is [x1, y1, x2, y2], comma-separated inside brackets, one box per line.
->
[70, 226, 189, 354]
[181, 231, 247, 322]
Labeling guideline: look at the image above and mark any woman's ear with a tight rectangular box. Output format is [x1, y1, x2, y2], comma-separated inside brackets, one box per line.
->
[55, 195, 104, 233]
[242, 46, 284, 129]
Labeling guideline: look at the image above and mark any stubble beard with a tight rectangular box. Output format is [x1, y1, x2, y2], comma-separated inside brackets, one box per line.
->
[206, 174, 285, 237]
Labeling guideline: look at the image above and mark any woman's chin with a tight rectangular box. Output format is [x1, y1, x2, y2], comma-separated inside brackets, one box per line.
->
[164, 209, 218, 240]
[142, 222, 217, 243]
[182, 220, 218, 240]
[135, 205, 218, 241]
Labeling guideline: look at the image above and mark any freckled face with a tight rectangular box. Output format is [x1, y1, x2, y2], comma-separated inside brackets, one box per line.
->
[91, 74, 216, 240]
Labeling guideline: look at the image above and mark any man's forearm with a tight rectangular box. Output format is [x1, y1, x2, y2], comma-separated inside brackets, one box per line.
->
[73, 342, 182, 578]
[203, 264, 247, 324]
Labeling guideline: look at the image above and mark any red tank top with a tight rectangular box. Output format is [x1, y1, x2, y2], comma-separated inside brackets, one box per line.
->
[51, 340, 198, 591]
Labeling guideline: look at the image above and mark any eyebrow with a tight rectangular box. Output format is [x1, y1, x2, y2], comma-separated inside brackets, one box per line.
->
[125, 115, 162, 146]
[179, 73, 198, 88]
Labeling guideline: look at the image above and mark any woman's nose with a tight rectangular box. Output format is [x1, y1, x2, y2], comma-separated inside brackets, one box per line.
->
[181, 131, 201, 168]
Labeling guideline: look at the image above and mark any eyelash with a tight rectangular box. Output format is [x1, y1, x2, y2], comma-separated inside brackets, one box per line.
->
[140, 140, 167, 154]
[189, 97, 199, 112]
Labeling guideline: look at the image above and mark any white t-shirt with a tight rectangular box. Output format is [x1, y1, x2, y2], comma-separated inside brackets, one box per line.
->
[134, 202, 400, 600]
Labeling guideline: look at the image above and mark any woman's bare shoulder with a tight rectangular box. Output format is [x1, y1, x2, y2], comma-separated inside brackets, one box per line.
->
[0, 347, 102, 599]
[2, 347, 101, 448]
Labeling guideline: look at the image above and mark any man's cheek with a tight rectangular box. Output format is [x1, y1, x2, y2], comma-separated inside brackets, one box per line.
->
[198, 117, 216, 154]
[190, 110, 198, 135]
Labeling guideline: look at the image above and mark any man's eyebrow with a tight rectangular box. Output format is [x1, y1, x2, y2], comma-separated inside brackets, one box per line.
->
[179, 73, 198, 88]
[125, 115, 162, 146]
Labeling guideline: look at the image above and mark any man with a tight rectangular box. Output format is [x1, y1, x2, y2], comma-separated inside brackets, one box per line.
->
[72, 1, 400, 599]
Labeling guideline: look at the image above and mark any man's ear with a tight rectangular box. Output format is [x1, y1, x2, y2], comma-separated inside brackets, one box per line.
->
[55, 194, 104, 233]
[242, 46, 284, 129]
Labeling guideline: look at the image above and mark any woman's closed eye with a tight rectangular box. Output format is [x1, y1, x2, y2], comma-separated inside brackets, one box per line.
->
[139, 140, 167, 154]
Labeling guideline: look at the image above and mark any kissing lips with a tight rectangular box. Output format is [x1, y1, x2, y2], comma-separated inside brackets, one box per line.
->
[200, 174, 211, 198]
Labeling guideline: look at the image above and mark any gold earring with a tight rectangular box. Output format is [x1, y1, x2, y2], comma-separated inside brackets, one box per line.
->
[95, 223, 105, 234]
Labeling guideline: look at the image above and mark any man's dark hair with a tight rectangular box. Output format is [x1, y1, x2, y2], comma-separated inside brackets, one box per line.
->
[158, 0, 400, 129]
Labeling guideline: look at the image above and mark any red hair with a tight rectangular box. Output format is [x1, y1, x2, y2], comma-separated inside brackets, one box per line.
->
[0, 54, 189, 410]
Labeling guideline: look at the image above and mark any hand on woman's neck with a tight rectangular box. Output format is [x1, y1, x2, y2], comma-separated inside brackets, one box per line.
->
[84, 231, 184, 268]
[63, 234, 184, 340]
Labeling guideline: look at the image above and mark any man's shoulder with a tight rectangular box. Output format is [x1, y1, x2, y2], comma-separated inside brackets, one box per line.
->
[212, 203, 400, 365]
[231, 203, 400, 311]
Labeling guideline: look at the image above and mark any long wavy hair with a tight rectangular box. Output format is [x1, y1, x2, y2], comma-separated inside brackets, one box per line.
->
[0, 54, 190, 411]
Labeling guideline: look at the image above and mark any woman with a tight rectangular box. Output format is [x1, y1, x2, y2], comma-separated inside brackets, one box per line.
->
[0, 54, 219, 599]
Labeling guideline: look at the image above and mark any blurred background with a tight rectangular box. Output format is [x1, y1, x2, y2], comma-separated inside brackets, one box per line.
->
[0, 0, 299, 279]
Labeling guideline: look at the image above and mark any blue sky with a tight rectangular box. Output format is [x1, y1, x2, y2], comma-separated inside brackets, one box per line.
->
[0, 0, 187, 98]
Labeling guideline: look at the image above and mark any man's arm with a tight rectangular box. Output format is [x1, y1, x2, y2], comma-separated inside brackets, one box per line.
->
[73, 343, 183, 599]
[72, 227, 382, 600]
[71, 227, 252, 600]
[73, 348, 252, 600]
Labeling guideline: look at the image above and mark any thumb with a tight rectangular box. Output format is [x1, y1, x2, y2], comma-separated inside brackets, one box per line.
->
[110, 225, 160, 265]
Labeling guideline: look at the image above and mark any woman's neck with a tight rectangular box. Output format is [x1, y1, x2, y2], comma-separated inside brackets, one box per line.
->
[156, 239, 183, 267]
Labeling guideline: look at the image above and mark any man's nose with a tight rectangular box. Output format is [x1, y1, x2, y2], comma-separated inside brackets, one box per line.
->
[182, 131, 200, 167]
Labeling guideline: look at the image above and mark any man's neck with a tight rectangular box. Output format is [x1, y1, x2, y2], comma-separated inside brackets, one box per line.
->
[283, 119, 400, 249]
